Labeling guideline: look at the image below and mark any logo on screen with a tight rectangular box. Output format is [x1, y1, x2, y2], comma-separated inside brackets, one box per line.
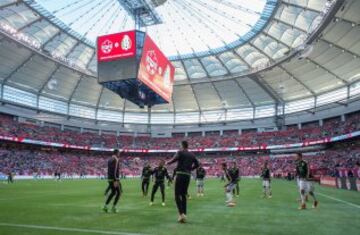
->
[121, 35, 132, 51]
[145, 50, 158, 75]
[101, 39, 113, 54]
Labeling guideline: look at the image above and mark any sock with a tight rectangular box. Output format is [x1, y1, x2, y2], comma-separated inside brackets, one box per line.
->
[300, 193, 305, 204]
[309, 192, 317, 201]
[226, 192, 233, 202]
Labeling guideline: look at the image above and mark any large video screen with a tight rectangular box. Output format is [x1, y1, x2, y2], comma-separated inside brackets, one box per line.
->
[97, 31, 138, 83]
[97, 31, 136, 62]
[137, 35, 175, 102]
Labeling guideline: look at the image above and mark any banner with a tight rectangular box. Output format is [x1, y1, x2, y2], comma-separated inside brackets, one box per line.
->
[320, 176, 337, 188]
[138, 35, 175, 102]
[97, 31, 136, 62]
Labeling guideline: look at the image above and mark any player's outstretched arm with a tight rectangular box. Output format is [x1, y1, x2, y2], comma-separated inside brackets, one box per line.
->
[166, 152, 179, 165]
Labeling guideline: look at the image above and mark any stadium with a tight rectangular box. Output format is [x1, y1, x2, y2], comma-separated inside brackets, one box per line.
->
[0, 0, 359, 234]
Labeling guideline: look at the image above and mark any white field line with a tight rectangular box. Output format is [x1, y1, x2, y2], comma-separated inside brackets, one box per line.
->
[317, 192, 360, 209]
[0, 223, 149, 235]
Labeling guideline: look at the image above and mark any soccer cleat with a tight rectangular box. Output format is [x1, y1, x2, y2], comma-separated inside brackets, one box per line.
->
[162, 202, 166, 207]
[298, 204, 306, 210]
[268, 195, 272, 199]
[312, 201, 319, 209]
[178, 215, 186, 223]
[227, 202, 236, 207]
[111, 207, 118, 213]
[102, 206, 108, 213]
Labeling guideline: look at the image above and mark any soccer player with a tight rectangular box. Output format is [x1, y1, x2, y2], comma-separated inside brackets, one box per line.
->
[141, 163, 152, 197]
[54, 166, 61, 181]
[295, 153, 318, 210]
[222, 162, 237, 207]
[229, 161, 240, 197]
[103, 149, 121, 213]
[150, 160, 171, 206]
[196, 163, 206, 197]
[166, 140, 199, 223]
[7, 171, 13, 184]
[260, 161, 272, 198]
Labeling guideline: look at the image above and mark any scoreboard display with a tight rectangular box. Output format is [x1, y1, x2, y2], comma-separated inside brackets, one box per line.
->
[97, 30, 174, 107]
[138, 35, 174, 102]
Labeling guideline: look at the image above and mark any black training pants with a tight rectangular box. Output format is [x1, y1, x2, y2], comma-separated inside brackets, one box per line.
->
[142, 179, 150, 196]
[151, 181, 165, 202]
[105, 181, 121, 206]
[175, 174, 191, 215]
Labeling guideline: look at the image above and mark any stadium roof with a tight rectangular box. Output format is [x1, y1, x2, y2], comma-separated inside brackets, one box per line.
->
[0, 0, 359, 125]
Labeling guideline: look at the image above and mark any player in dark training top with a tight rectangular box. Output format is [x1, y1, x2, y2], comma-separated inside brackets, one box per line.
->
[260, 161, 272, 198]
[103, 149, 121, 213]
[196, 163, 206, 197]
[222, 162, 238, 207]
[141, 163, 152, 197]
[295, 153, 318, 210]
[150, 160, 171, 206]
[228, 161, 240, 197]
[167, 140, 199, 223]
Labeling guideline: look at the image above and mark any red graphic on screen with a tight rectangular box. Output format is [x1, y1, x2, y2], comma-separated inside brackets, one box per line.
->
[138, 35, 175, 102]
[97, 31, 136, 62]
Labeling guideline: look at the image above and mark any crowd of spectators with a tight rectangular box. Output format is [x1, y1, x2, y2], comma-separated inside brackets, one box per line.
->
[1, 140, 359, 179]
[0, 112, 359, 149]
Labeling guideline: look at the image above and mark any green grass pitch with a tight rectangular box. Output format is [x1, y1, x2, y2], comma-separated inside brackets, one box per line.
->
[0, 179, 359, 235]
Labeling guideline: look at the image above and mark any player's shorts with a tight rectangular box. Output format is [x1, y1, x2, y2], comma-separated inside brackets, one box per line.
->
[263, 179, 270, 188]
[299, 179, 314, 193]
[196, 179, 204, 187]
[225, 182, 237, 192]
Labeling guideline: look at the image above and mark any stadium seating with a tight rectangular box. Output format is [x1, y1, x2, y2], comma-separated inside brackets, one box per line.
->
[0, 112, 359, 149]
[1, 141, 359, 178]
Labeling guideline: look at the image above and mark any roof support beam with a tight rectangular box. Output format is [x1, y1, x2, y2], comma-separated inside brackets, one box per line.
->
[282, 0, 354, 25]
[41, 31, 61, 50]
[171, 94, 176, 126]
[95, 86, 104, 121]
[197, 58, 224, 106]
[279, 64, 316, 96]
[214, 54, 231, 76]
[86, 51, 95, 70]
[281, 0, 321, 13]
[261, 31, 291, 49]
[68, 75, 83, 103]
[233, 78, 255, 108]
[234, 78, 255, 120]
[249, 41, 317, 96]
[64, 41, 81, 59]
[232, 49, 252, 69]
[17, 17, 42, 31]
[122, 99, 126, 126]
[306, 57, 349, 85]
[179, 60, 201, 113]
[320, 38, 360, 58]
[249, 74, 284, 104]
[0, 0, 20, 10]
[2, 52, 34, 85]
[38, 64, 61, 94]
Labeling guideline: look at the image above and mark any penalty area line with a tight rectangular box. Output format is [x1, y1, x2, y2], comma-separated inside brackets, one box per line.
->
[317, 192, 360, 209]
[0, 223, 149, 235]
